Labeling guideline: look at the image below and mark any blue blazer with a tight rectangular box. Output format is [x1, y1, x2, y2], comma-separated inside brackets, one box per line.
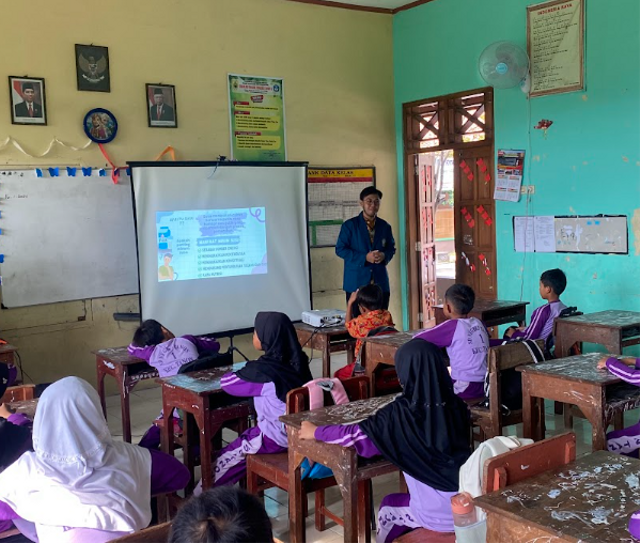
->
[335, 213, 395, 293]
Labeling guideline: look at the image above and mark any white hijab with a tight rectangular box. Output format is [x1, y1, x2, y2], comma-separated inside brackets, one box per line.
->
[0, 377, 152, 532]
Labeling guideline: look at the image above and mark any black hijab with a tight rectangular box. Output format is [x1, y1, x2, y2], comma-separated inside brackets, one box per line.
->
[236, 312, 313, 402]
[359, 339, 471, 492]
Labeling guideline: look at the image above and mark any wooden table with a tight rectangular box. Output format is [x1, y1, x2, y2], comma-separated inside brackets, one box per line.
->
[555, 310, 640, 358]
[294, 323, 356, 377]
[475, 450, 640, 542]
[7, 398, 38, 420]
[158, 363, 252, 492]
[361, 331, 415, 384]
[519, 352, 640, 451]
[281, 395, 399, 543]
[94, 346, 159, 443]
[435, 298, 528, 328]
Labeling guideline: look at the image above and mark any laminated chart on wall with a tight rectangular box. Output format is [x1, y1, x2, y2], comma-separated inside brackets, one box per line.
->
[307, 167, 375, 248]
[513, 215, 628, 254]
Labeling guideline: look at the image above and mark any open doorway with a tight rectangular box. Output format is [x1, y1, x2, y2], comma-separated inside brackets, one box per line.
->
[404, 88, 496, 330]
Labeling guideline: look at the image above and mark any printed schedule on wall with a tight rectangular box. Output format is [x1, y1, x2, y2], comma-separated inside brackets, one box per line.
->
[308, 167, 375, 248]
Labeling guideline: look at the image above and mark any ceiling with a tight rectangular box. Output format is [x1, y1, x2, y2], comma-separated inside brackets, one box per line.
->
[285, 0, 434, 14]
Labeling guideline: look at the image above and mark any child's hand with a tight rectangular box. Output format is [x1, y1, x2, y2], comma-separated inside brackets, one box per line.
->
[504, 327, 515, 338]
[348, 290, 359, 306]
[0, 403, 14, 419]
[299, 421, 318, 441]
[597, 356, 610, 370]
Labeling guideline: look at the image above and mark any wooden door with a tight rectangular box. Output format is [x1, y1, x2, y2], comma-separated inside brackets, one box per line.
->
[454, 145, 497, 299]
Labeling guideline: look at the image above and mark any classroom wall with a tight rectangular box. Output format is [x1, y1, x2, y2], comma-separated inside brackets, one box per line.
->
[394, 0, 640, 332]
[0, 0, 397, 386]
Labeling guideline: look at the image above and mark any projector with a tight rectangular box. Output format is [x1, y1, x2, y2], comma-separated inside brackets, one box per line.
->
[302, 309, 346, 327]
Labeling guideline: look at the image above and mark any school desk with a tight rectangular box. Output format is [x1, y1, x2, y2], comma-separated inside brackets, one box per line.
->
[555, 309, 640, 358]
[7, 398, 38, 420]
[94, 346, 159, 443]
[0, 343, 18, 366]
[280, 395, 399, 543]
[475, 450, 640, 542]
[294, 323, 356, 377]
[157, 363, 252, 493]
[519, 352, 640, 451]
[434, 298, 529, 328]
[360, 331, 416, 392]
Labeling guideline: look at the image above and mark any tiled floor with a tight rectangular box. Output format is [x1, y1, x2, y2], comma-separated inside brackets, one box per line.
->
[105, 353, 640, 542]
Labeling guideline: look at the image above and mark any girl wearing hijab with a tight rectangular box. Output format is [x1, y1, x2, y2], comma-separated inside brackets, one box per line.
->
[197, 312, 313, 489]
[0, 377, 190, 543]
[299, 339, 471, 542]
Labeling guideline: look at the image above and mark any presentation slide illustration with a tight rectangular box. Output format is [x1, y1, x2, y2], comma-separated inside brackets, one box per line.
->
[156, 207, 267, 282]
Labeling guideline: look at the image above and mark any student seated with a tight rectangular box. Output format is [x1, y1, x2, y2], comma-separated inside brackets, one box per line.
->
[504, 268, 567, 343]
[414, 284, 488, 400]
[128, 319, 220, 449]
[169, 487, 274, 543]
[195, 312, 313, 491]
[0, 376, 189, 543]
[300, 339, 471, 542]
[334, 284, 394, 381]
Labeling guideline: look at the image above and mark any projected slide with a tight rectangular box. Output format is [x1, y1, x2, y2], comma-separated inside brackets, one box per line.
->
[156, 208, 267, 282]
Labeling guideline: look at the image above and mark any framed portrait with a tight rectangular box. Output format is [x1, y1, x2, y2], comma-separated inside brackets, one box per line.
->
[146, 84, 177, 128]
[75, 44, 110, 92]
[9, 76, 47, 126]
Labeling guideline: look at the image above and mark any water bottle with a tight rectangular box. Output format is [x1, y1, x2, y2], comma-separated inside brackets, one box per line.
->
[451, 492, 487, 543]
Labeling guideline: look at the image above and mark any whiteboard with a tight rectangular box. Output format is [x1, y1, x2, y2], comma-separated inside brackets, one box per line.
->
[554, 216, 628, 254]
[0, 170, 138, 307]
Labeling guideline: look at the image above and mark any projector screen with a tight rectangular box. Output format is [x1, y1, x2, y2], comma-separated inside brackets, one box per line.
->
[130, 162, 311, 336]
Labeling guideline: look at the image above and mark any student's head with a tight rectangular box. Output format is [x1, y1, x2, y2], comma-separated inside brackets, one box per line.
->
[0, 418, 32, 472]
[169, 487, 274, 543]
[443, 284, 475, 318]
[356, 284, 384, 314]
[253, 312, 309, 375]
[164, 253, 173, 266]
[539, 268, 566, 300]
[132, 319, 174, 347]
[359, 186, 382, 219]
[21, 82, 35, 102]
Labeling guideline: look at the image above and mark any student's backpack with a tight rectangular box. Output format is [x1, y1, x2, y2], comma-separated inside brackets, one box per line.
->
[481, 338, 546, 412]
[300, 378, 350, 480]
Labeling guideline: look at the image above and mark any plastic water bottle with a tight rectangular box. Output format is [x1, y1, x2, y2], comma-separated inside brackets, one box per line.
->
[451, 492, 487, 543]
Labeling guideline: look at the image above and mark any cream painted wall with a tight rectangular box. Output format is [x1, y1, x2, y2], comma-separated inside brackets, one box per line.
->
[0, 0, 398, 387]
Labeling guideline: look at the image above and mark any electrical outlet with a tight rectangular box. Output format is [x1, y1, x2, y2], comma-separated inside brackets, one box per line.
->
[520, 185, 535, 194]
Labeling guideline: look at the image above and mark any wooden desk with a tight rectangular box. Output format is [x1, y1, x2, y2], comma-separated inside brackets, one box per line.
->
[281, 395, 399, 543]
[361, 331, 415, 386]
[94, 347, 159, 443]
[7, 398, 38, 420]
[555, 310, 640, 358]
[294, 323, 356, 377]
[0, 344, 18, 365]
[158, 363, 252, 493]
[519, 352, 640, 451]
[435, 298, 528, 328]
[475, 450, 640, 542]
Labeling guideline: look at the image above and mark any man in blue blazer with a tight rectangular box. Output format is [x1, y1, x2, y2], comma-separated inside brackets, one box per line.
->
[336, 186, 395, 310]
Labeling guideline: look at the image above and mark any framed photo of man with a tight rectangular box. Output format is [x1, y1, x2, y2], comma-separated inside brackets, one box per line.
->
[9, 76, 47, 125]
[75, 44, 110, 92]
[146, 84, 177, 128]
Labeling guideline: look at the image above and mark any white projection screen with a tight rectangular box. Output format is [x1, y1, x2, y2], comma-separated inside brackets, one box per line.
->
[130, 162, 312, 336]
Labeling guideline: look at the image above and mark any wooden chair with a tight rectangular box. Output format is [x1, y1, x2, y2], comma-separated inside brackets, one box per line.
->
[247, 376, 370, 532]
[469, 340, 545, 441]
[482, 432, 576, 493]
[1, 384, 35, 404]
[112, 523, 172, 542]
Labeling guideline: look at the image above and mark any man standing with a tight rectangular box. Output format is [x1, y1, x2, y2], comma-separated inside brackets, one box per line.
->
[14, 82, 42, 118]
[336, 186, 395, 310]
[150, 88, 174, 122]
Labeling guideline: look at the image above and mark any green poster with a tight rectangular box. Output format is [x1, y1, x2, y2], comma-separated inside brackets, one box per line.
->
[228, 74, 286, 162]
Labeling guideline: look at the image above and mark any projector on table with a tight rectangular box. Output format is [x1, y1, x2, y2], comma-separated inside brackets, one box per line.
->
[302, 309, 346, 327]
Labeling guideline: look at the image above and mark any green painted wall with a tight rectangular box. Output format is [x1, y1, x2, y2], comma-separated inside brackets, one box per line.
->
[394, 0, 640, 338]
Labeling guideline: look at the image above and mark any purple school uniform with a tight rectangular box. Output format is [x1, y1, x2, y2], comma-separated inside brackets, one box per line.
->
[315, 424, 456, 541]
[0, 448, 188, 543]
[510, 300, 566, 343]
[127, 335, 220, 378]
[605, 358, 640, 456]
[414, 318, 488, 399]
[192, 373, 287, 490]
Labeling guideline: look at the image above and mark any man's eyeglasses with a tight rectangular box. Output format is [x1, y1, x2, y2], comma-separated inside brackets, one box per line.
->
[363, 199, 380, 205]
